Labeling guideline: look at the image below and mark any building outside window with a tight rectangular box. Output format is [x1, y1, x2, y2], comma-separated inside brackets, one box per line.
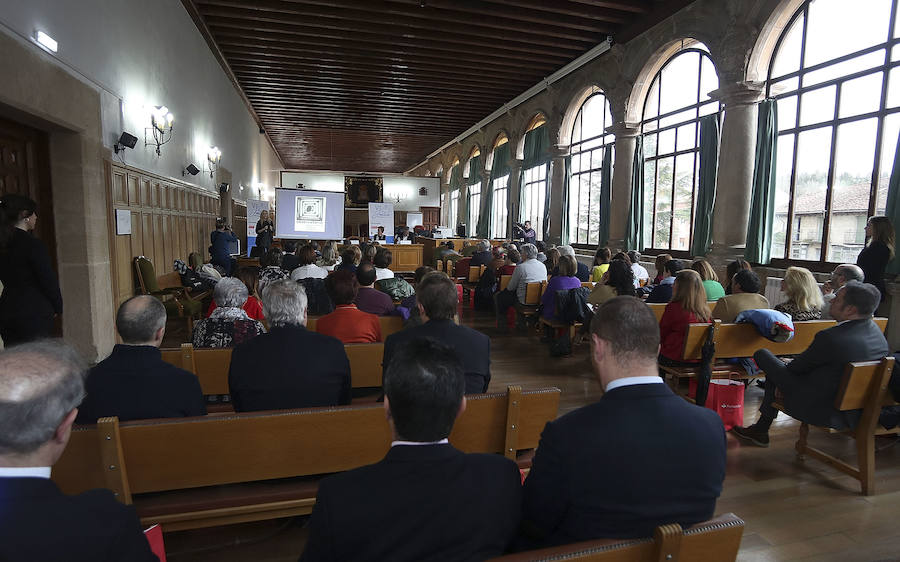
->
[520, 163, 548, 241]
[568, 91, 615, 246]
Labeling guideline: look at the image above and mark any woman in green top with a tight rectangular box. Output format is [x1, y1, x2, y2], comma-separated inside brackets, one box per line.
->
[691, 258, 725, 301]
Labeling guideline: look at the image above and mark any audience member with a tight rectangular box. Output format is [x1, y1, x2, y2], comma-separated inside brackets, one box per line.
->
[520, 297, 725, 545]
[460, 240, 478, 258]
[857, 215, 894, 299]
[541, 255, 581, 320]
[658, 270, 712, 366]
[774, 266, 824, 321]
[646, 259, 683, 303]
[652, 253, 672, 285]
[281, 240, 300, 272]
[821, 264, 864, 319]
[434, 241, 460, 265]
[590, 247, 612, 282]
[732, 281, 889, 446]
[535, 240, 548, 263]
[400, 266, 433, 327]
[193, 278, 265, 348]
[301, 338, 521, 561]
[374, 248, 395, 281]
[0, 340, 159, 561]
[206, 266, 264, 321]
[354, 263, 395, 316]
[361, 243, 378, 265]
[209, 217, 237, 275]
[628, 250, 650, 287]
[228, 280, 351, 411]
[291, 245, 329, 280]
[336, 246, 362, 274]
[470, 240, 493, 267]
[316, 270, 382, 343]
[494, 243, 547, 331]
[385, 273, 491, 393]
[557, 245, 591, 281]
[544, 247, 560, 275]
[711, 269, 769, 322]
[258, 247, 289, 292]
[317, 241, 341, 272]
[500, 249, 521, 275]
[489, 246, 507, 275]
[723, 258, 751, 294]
[77, 296, 205, 423]
[588, 259, 635, 306]
[691, 258, 725, 301]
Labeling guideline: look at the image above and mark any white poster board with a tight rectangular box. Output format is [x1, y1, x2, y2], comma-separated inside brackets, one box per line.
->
[247, 199, 270, 237]
[406, 211, 423, 229]
[368, 202, 395, 242]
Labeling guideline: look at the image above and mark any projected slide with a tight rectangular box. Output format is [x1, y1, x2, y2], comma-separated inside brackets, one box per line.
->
[275, 188, 345, 240]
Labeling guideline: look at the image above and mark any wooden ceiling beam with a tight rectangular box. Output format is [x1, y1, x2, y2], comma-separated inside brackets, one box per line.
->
[567, 0, 652, 14]
[245, 95, 489, 118]
[241, 83, 507, 106]
[478, 0, 642, 19]
[252, 107, 476, 128]
[382, 0, 630, 28]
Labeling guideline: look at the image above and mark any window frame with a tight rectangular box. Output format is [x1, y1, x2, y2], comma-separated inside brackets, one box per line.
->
[491, 173, 509, 239]
[520, 162, 549, 242]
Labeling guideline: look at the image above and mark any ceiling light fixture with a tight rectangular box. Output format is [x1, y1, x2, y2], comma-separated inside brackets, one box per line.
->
[33, 30, 58, 53]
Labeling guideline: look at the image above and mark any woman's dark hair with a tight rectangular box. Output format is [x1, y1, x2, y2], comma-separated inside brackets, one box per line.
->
[262, 247, 284, 268]
[725, 258, 752, 294]
[593, 247, 611, 266]
[235, 266, 261, 298]
[325, 270, 359, 305]
[606, 259, 636, 296]
[374, 248, 393, 268]
[0, 193, 36, 250]
[298, 245, 317, 266]
[612, 252, 631, 264]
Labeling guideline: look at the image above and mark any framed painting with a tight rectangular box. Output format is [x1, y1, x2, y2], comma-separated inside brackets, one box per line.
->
[345, 176, 383, 208]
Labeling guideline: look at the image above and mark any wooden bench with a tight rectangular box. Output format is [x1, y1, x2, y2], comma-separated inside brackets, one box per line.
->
[647, 302, 667, 323]
[306, 315, 404, 339]
[498, 274, 511, 292]
[773, 357, 896, 495]
[52, 386, 561, 531]
[490, 513, 744, 561]
[514, 281, 548, 324]
[162, 342, 386, 393]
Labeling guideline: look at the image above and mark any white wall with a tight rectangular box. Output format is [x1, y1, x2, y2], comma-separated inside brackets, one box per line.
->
[280, 172, 440, 211]
[0, 0, 283, 197]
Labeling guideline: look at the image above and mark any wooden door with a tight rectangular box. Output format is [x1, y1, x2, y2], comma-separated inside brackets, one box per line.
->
[421, 206, 440, 229]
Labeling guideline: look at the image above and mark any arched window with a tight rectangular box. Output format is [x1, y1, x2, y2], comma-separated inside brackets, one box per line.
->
[641, 43, 720, 251]
[521, 115, 550, 241]
[568, 91, 615, 246]
[467, 148, 482, 233]
[491, 135, 510, 239]
[767, 0, 897, 264]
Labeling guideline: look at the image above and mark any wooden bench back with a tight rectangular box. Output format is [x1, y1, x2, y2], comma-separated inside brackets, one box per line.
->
[53, 386, 561, 499]
[646, 302, 666, 323]
[835, 357, 895, 411]
[499, 275, 511, 292]
[345, 343, 384, 387]
[468, 264, 486, 282]
[491, 513, 744, 562]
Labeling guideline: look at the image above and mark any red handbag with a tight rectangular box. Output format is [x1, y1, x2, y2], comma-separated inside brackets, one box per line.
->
[689, 379, 745, 430]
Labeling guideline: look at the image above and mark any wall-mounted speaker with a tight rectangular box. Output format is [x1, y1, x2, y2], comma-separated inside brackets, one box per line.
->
[183, 164, 200, 176]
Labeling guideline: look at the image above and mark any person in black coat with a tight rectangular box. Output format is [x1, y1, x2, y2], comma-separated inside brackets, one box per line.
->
[0, 340, 158, 562]
[301, 338, 522, 562]
[470, 240, 493, 267]
[0, 194, 62, 346]
[255, 209, 275, 255]
[384, 272, 491, 394]
[229, 279, 350, 411]
[210, 218, 237, 275]
[645, 259, 683, 303]
[733, 281, 890, 446]
[519, 297, 725, 547]
[281, 240, 300, 272]
[76, 296, 206, 424]
[856, 216, 894, 301]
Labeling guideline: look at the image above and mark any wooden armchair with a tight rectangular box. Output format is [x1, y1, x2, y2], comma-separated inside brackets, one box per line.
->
[133, 256, 207, 332]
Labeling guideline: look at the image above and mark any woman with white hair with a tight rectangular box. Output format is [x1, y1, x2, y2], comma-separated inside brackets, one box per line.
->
[192, 277, 265, 348]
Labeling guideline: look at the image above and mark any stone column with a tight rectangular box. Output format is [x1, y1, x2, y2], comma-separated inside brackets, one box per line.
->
[607, 122, 641, 251]
[506, 159, 524, 238]
[547, 145, 570, 245]
[479, 169, 491, 237]
[707, 81, 765, 264]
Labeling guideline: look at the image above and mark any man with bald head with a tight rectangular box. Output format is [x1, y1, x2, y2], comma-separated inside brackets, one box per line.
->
[0, 340, 158, 561]
[76, 295, 205, 423]
[821, 264, 864, 320]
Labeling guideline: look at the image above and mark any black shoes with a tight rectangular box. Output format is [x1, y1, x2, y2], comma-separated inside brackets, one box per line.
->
[731, 423, 770, 447]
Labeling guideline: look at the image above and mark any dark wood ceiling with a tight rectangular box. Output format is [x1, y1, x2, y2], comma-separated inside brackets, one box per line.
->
[183, 0, 694, 173]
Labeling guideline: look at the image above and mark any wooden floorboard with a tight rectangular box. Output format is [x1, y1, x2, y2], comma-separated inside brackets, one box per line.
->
[163, 305, 900, 561]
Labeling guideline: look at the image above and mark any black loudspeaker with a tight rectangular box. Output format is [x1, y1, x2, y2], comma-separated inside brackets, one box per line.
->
[117, 132, 137, 149]
[184, 164, 200, 176]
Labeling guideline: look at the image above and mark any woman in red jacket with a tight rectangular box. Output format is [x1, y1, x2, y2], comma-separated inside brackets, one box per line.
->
[658, 269, 711, 366]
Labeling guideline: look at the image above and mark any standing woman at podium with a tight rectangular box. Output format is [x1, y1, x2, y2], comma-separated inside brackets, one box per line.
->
[256, 209, 275, 255]
[0, 193, 62, 345]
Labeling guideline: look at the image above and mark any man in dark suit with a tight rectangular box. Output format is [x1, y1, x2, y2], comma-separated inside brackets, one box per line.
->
[0, 340, 158, 562]
[76, 295, 206, 423]
[469, 240, 493, 267]
[300, 338, 522, 561]
[520, 296, 726, 546]
[384, 272, 491, 393]
[732, 281, 890, 446]
[229, 279, 351, 411]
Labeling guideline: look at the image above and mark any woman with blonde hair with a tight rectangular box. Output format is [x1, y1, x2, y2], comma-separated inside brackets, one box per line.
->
[857, 215, 895, 300]
[775, 266, 824, 321]
[691, 258, 725, 301]
[659, 269, 711, 365]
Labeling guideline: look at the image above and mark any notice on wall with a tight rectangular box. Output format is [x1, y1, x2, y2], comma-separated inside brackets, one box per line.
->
[115, 209, 132, 235]
[368, 202, 395, 241]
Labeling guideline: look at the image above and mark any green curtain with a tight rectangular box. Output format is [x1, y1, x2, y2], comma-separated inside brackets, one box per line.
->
[744, 100, 779, 264]
[885, 130, 900, 274]
[466, 155, 482, 235]
[624, 136, 645, 251]
[522, 125, 550, 169]
[691, 114, 721, 256]
[560, 155, 572, 245]
[448, 164, 461, 226]
[478, 144, 510, 238]
[598, 146, 613, 247]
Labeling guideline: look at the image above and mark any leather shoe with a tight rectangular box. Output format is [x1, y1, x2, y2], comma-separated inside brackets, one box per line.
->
[731, 424, 770, 447]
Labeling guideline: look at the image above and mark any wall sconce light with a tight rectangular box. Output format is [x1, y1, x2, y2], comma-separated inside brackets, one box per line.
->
[114, 131, 138, 154]
[182, 163, 200, 177]
[144, 105, 174, 156]
[206, 146, 222, 178]
[33, 30, 58, 53]
[218, 182, 230, 195]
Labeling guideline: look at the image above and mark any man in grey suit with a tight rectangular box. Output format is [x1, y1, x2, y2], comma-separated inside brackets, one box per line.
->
[732, 281, 889, 447]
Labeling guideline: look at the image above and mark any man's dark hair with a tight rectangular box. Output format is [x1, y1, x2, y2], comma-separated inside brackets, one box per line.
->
[664, 259, 683, 276]
[325, 270, 359, 305]
[416, 272, 458, 320]
[414, 266, 434, 283]
[383, 338, 465, 442]
[628, 250, 641, 264]
[356, 263, 377, 286]
[840, 281, 881, 316]
[445, 241, 455, 250]
[536, 240, 546, 252]
[298, 245, 317, 266]
[283, 240, 297, 253]
[524, 220, 531, 226]
[590, 296, 659, 366]
[733, 269, 761, 293]
[374, 248, 393, 269]
[116, 295, 166, 343]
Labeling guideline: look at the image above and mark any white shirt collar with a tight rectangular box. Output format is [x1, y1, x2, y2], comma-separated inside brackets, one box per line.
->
[605, 376, 665, 393]
[0, 466, 51, 479]
[391, 438, 449, 447]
